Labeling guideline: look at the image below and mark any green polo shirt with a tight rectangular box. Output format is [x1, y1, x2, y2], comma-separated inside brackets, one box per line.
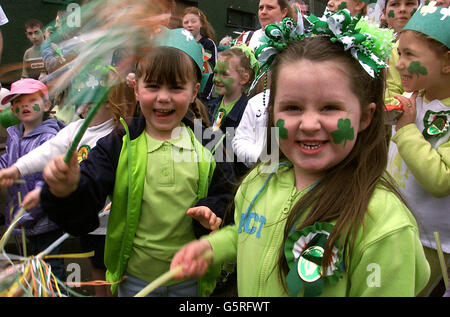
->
[126, 125, 199, 284]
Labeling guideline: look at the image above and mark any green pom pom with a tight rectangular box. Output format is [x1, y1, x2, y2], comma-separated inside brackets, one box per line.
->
[355, 17, 395, 61]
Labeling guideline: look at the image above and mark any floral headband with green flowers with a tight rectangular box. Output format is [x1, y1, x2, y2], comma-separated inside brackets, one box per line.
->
[250, 9, 396, 91]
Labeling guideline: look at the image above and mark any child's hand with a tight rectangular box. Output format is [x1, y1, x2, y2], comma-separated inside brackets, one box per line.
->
[170, 239, 213, 279]
[0, 166, 20, 187]
[394, 91, 418, 131]
[22, 188, 41, 210]
[43, 152, 80, 198]
[186, 206, 222, 232]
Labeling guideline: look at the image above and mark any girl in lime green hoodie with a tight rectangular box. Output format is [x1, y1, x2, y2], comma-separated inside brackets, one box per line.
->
[171, 12, 430, 297]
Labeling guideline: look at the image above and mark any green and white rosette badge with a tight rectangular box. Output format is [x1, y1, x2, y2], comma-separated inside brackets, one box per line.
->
[284, 222, 345, 297]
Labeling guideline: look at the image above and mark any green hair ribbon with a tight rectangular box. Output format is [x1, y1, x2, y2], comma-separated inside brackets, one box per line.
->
[250, 17, 306, 91]
[231, 44, 260, 73]
[307, 9, 395, 77]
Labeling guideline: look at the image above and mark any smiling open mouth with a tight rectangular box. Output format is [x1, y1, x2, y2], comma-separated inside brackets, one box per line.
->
[298, 141, 325, 150]
[154, 109, 175, 117]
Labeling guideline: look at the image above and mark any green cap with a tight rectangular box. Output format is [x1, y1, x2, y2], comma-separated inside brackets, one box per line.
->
[403, 2, 450, 48]
[154, 28, 205, 73]
[154, 28, 209, 93]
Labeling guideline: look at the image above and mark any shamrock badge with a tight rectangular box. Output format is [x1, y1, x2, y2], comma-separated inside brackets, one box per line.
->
[422, 110, 450, 140]
[285, 222, 345, 297]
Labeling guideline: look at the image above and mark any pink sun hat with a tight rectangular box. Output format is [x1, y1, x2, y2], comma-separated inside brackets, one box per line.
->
[1, 78, 49, 105]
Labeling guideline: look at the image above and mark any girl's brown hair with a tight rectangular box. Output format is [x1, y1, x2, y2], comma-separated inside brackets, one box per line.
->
[135, 46, 210, 126]
[218, 48, 256, 91]
[107, 81, 136, 124]
[182, 7, 216, 41]
[264, 36, 405, 288]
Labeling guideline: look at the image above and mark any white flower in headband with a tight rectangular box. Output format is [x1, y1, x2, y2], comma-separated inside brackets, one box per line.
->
[307, 9, 395, 78]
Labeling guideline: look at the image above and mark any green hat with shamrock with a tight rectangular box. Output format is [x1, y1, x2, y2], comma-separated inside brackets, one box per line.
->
[403, 1, 450, 49]
[154, 28, 209, 93]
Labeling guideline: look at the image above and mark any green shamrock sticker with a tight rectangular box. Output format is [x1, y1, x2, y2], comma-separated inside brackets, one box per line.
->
[388, 10, 395, 18]
[337, 2, 347, 10]
[276, 119, 288, 139]
[32, 104, 41, 112]
[331, 118, 354, 147]
[408, 61, 427, 76]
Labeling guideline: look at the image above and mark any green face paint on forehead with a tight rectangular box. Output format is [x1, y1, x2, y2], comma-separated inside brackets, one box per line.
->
[408, 61, 428, 76]
[276, 119, 288, 139]
[331, 118, 354, 148]
[388, 10, 395, 18]
[32, 104, 41, 112]
[214, 60, 229, 74]
[337, 2, 347, 10]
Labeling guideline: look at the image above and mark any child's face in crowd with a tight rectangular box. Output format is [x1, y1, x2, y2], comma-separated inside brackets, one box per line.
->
[396, 31, 447, 94]
[182, 13, 202, 39]
[25, 26, 44, 46]
[213, 55, 246, 97]
[258, 0, 288, 28]
[383, 0, 419, 34]
[12, 92, 48, 128]
[327, 0, 365, 16]
[135, 76, 200, 140]
[273, 59, 373, 182]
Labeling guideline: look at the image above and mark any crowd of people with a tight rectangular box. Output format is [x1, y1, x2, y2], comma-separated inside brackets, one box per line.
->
[0, 0, 448, 298]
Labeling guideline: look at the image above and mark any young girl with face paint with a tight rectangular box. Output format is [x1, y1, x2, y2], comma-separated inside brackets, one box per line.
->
[170, 13, 430, 296]
[207, 46, 256, 178]
[383, 0, 420, 106]
[0, 69, 134, 297]
[0, 78, 66, 281]
[38, 28, 234, 297]
[387, 4, 450, 297]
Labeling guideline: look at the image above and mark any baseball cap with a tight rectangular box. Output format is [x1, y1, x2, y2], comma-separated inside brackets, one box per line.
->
[1, 78, 49, 105]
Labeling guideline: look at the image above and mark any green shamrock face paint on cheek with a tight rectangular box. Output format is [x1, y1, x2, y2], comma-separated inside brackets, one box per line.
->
[32, 104, 41, 112]
[15, 107, 20, 114]
[276, 119, 288, 139]
[331, 118, 354, 148]
[388, 10, 395, 18]
[408, 61, 427, 76]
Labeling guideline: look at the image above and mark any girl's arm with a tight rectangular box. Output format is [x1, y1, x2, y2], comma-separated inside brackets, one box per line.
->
[392, 125, 450, 197]
[232, 101, 266, 167]
[349, 225, 429, 296]
[393, 93, 450, 197]
[40, 134, 118, 236]
[15, 123, 73, 176]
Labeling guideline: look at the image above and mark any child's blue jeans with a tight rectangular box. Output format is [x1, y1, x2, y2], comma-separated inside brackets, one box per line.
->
[118, 273, 198, 297]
